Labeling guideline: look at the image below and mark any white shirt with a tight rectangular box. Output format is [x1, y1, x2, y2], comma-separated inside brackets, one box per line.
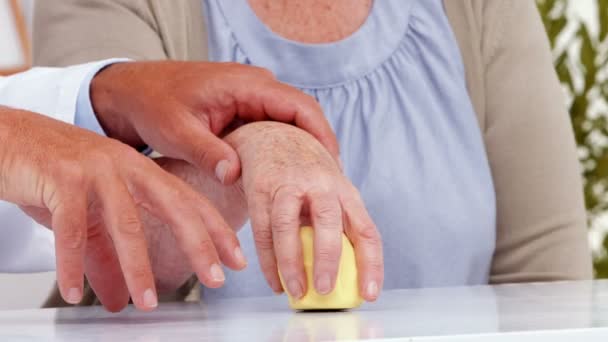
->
[0, 59, 119, 272]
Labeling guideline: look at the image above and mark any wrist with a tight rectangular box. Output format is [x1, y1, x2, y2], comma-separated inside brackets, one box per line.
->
[90, 63, 145, 148]
[225, 121, 292, 149]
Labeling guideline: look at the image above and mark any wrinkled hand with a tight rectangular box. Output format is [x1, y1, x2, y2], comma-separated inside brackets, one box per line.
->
[90, 61, 340, 185]
[137, 122, 383, 302]
[225, 122, 384, 302]
[0, 107, 245, 312]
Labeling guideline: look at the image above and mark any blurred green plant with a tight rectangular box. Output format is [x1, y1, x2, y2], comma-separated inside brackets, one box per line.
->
[537, 0, 608, 277]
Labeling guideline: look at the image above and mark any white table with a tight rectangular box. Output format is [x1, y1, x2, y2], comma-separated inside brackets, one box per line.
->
[1, 280, 608, 341]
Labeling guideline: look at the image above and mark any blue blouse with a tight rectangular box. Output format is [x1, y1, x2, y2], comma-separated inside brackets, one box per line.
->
[202, 0, 496, 299]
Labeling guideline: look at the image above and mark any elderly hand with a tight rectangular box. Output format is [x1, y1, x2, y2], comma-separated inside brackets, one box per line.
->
[0, 107, 245, 312]
[226, 122, 384, 302]
[90, 61, 340, 185]
[133, 122, 383, 302]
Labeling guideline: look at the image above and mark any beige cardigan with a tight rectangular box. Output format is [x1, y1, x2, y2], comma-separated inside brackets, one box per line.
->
[33, 0, 592, 306]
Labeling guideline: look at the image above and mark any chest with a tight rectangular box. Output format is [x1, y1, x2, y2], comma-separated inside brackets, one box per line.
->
[247, 0, 372, 43]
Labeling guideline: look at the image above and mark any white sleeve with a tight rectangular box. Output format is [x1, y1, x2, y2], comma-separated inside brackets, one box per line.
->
[0, 59, 122, 273]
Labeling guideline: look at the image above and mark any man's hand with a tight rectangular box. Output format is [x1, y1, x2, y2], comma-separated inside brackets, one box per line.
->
[90, 61, 340, 185]
[226, 122, 383, 302]
[0, 106, 246, 312]
[137, 157, 249, 294]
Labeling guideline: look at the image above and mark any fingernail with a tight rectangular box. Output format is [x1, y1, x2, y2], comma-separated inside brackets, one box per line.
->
[316, 274, 332, 295]
[367, 281, 379, 300]
[287, 279, 303, 299]
[234, 246, 247, 266]
[210, 263, 225, 282]
[66, 287, 82, 304]
[143, 288, 158, 308]
[215, 160, 230, 184]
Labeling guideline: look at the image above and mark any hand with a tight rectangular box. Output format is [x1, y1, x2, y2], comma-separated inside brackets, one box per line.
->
[225, 122, 384, 302]
[136, 157, 249, 293]
[90, 61, 340, 185]
[0, 107, 246, 311]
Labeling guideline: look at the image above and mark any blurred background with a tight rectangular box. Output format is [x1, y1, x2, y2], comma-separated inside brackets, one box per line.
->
[0, 0, 606, 309]
[537, 0, 608, 277]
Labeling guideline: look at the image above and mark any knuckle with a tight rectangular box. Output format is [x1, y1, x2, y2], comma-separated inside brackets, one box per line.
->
[192, 238, 218, 260]
[278, 256, 299, 270]
[128, 265, 151, 282]
[261, 263, 278, 279]
[316, 247, 340, 264]
[86, 223, 104, 240]
[116, 213, 143, 237]
[87, 149, 115, 167]
[271, 184, 303, 201]
[193, 146, 213, 168]
[56, 226, 85, 250]
[367, 256, 384, 273]
[358, 223, 381, 243]
[313, 204, 340, 224]
[253, 229, 274, 250]
[271, 213, 297, 233]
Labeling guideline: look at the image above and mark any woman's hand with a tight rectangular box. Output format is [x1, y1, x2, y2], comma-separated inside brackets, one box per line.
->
[0, 106, 246, 311]
[137, 122, 383, 302]
[226, 122, 384, 302]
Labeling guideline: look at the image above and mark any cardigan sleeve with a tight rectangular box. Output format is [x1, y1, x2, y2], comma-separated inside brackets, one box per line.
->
[33, 0, 168, 66]
[482, 0, 593, 282]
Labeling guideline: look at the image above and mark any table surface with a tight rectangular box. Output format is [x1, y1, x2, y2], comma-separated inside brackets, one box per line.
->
[1, 280, 608, 341]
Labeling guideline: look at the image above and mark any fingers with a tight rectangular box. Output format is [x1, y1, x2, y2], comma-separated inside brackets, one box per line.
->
[157, 116, 242, 185]
[132, 163, 245, 287]
[95, 176, 157, 311]
[84, 222, 130, 312]
[249, 190, 284, 294]
[341, 191, 384, 302]
[309, 192, 343, 295]
[51, 194, 87, 305]
[271, 186, 306, 299]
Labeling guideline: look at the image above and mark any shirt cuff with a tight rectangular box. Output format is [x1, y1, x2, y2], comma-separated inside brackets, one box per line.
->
[74, 59, 130, 136]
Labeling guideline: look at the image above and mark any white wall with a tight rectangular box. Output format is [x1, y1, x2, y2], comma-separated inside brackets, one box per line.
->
[0, 273, 56, 310]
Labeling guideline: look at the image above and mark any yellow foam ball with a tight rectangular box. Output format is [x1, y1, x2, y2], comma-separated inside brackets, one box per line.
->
[279, 226, 363, 310]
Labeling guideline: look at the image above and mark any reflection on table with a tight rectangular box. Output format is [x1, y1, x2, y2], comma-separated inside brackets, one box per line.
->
[0, 280, 607, 341]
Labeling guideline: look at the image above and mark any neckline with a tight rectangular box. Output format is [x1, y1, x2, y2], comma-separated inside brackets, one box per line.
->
[217, 0, 413, 88]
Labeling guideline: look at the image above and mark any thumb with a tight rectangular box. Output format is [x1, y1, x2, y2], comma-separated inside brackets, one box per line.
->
[176, 120, 242, 185]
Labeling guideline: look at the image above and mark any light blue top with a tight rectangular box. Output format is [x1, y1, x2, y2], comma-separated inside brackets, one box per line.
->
[201, 0, 496, 300]
[73, 0, 497, 299]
